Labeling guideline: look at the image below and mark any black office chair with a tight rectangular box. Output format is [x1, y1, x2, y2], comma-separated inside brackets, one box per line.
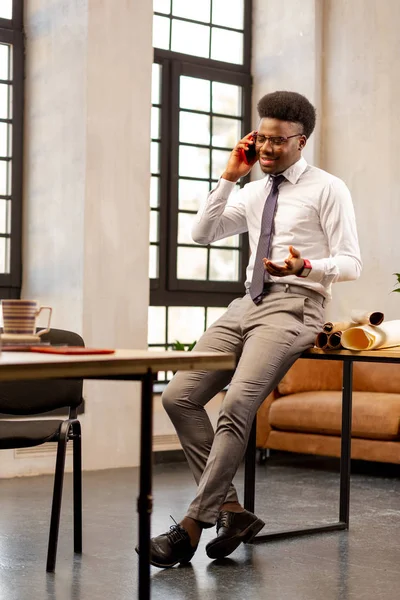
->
[0, 328, 84, 572]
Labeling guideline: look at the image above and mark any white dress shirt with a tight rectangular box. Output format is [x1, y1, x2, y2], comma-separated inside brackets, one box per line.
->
[192, 157, 362, 301]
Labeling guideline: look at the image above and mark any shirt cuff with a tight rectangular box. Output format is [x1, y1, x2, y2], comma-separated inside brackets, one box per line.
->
[306, 259, 337, 285]
[212, 177, 237, 197]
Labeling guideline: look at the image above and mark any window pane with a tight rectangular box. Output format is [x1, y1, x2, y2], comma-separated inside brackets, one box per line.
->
[0, 237, 10, 273]
[148, 306, 166, 344]
[178, 179, 210, 211]
[153, 15, 170, 50]
[153, 0, 171, 14]
[211, 149, 231, 179]
[167, 306, 205, 344]
[151, 107, 161, 140]
[171, 20, 210, 58]
[0, 160, 10, 195]
[206, 307, 227, 327]
[149, 245, 159, 279]
[179, 145, 209, 178]
[0, 123, 11, 157]
[209, 248, 239, 281]
[152, 63, 162, 105]
[212, 0, 244, 29]
[180, 76, 210, 112]
[212, 117, 241, 148]
[177, 246, 207, 279]
[0, 45, 10, 80]
[150, 176, 160, 208]
[0, 84, 11, 119]
[178, 212, 196, 244]
[0, 1, 12, 20]
[172, 0, 210, 23]
[211, 29, 243, 64]
[0, 199, 10, 234]
[151, 141, 160, 174]
[150, 209, 159, 243]
[212, 82, 241, 117]
[179, 112, 210, 145]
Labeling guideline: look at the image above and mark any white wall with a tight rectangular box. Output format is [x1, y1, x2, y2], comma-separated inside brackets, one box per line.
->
[0, 0, 153, 477]
[22, 0, 88, 331]
[252, 0, 322, 167]
[81, 0, 152, 471]
[321, 0, 400, 321]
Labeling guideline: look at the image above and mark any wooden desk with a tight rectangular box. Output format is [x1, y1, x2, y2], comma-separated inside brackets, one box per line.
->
[0, 349, 236, 600]
[244, 346, 400, 543]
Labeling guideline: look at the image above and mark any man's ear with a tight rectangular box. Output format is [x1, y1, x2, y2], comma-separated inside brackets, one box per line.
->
[299, 135, 307, 150]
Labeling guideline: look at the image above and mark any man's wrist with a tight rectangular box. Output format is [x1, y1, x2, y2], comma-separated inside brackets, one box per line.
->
[297, 258, 312, 278]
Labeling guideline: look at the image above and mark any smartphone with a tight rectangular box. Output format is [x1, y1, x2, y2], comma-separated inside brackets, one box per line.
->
[240, 133, 257, 165]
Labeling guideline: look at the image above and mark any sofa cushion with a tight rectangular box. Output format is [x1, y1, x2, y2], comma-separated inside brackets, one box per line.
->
[277, 359, 400, 396]
[277, 359, 343, 395]
[269, 391, 400, 440]
[352, 362, 400, 393]
[267, 430, 400, 463]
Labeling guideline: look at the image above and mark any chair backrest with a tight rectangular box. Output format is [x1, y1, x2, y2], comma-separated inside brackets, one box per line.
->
[0, 328, 84, 415]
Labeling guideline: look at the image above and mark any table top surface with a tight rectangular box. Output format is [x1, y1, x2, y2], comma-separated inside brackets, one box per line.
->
[0, 345, 398, 382]
[304, 346, 400, 362]
[0, 349, 236, 381]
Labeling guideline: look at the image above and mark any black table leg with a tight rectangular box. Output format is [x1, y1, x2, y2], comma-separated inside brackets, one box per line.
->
[244, 359, 354, 543]
[339, 360, 353, 525]
[138, 369, 154, 600]
[244, 417, 257, 513]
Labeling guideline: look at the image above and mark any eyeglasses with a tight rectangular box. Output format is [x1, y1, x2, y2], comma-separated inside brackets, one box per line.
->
[254, 133, 303, 147]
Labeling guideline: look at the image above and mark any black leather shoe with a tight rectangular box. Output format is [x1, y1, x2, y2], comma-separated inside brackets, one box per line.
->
[205, 510, 265, 560]
[136, 523, 197, 569]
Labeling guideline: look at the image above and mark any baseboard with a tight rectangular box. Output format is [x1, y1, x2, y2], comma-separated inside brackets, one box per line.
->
[153, 449, 186, 464]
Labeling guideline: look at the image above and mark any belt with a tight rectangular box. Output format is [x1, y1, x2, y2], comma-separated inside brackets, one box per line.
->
[261, 282, 326, 307]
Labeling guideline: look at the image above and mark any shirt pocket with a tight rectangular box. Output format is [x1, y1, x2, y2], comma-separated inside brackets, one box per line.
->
[274, 201, 317, 235]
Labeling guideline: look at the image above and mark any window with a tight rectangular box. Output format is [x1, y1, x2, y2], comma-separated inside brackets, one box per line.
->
[149, 0, 252, 370]
[153, 0, 246, 64]
[0, 1, 24, 298]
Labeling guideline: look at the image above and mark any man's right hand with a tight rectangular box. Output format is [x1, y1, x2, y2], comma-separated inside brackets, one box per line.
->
[221, 131, 258, 182]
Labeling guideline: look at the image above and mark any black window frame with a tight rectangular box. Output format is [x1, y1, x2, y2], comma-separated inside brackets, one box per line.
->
[150, 0, 252, 309]
[0, 0, 24, 299]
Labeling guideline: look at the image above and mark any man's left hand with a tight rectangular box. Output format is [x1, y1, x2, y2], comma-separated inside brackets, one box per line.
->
[263, 245, 304, 277]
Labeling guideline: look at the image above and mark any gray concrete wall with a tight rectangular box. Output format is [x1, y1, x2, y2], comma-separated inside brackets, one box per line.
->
[252, 0, 400, 321]
[1, 0, 152, 477]
[3, 0, 400, 476]
[321, 0, 400, 320]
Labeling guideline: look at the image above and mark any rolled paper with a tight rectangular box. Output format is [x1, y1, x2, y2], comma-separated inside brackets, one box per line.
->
[341, 320, 400, 351]
[327, 331, 343, 349]
[323, 321, 353, 334]
[315, 331, 329, 349]
[350, 309, 384, 327]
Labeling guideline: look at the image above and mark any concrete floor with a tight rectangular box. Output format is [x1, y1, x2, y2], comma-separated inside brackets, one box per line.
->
[0, 455, 399, 600]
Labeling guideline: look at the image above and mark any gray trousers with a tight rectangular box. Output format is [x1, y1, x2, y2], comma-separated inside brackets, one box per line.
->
[162, 284, 325, 525]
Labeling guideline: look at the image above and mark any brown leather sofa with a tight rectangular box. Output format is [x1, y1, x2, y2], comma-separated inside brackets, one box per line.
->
[256, 358, 400, 463]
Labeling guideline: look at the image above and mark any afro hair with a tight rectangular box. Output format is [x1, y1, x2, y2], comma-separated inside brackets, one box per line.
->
[257, 91, 316, 138]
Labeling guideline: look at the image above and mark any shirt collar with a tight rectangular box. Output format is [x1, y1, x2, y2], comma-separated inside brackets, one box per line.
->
[266, 156, 308, 186]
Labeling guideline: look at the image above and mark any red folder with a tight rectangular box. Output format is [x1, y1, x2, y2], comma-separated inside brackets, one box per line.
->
[29, 346, 115, 355]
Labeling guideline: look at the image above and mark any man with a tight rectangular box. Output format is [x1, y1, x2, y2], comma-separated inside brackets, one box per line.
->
[149, 91, 362, 568]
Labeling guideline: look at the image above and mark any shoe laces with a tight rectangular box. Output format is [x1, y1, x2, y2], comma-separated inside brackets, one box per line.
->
[166, 516, 187, 544]
[216, 510, 230, 531]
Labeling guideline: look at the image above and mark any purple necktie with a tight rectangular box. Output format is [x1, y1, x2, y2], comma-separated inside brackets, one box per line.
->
[250, 174, 286, 304]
